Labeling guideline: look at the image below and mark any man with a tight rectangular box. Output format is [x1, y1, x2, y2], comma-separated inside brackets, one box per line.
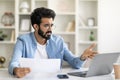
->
[8, 7, 97, 78]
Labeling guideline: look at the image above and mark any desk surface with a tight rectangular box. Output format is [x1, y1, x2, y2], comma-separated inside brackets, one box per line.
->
[0, 68, 115, 80]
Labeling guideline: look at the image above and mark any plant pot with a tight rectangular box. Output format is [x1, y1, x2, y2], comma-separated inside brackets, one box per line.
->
[0, 37, 4, 41]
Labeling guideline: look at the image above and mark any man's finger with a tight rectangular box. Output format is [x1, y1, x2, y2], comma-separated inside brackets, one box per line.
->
[92, 51, 98, 54]
[24, 68, 30, 73]
[88, 43, 96, 50]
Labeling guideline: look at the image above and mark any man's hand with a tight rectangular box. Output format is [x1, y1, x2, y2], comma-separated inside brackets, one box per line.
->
[80, 43, 98, 61]
[13, 67, 31, 78]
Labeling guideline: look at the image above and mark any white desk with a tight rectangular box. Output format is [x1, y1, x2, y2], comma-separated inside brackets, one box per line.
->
[0, 68, 115, 80]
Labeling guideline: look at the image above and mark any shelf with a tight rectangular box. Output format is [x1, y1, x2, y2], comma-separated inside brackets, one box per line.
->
[56, 12, 75, 15]
[0, 68, 8, 70]
[48, 0, 75, 14]
[0, 41, 16, 44]
[0, 0, 14, 2]
[0, 0, 99, 68]
[19, 12, 31, 15]
[0, 26, 15, 29]
[53, 32, 75, 35]
[19, 32, 31, 35]
[79, 0, 97, 1]
[78, 41, 97, 44]
[35, 0, 47, 1]
[78, 27, 98, 30]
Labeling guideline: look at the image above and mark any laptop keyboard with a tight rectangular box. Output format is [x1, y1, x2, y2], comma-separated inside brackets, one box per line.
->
[67, 71, 88, 77]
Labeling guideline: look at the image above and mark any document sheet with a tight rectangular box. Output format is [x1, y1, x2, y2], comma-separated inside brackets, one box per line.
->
[19, 58, 61, 73]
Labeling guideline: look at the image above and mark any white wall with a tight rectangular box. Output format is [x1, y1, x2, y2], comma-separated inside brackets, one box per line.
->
[98, 0, 120, 53]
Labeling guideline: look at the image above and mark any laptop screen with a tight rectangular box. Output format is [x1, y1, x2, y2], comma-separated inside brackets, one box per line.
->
[68, 52, 120, 77]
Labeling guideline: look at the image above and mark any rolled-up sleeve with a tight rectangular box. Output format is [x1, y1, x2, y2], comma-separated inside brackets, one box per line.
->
[60, 37, 84, 69]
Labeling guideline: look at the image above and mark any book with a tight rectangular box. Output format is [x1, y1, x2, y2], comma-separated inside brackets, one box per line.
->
[79, 16, 86, 27]
[66, 21, 75, 32]
[10, 30, 15, 41]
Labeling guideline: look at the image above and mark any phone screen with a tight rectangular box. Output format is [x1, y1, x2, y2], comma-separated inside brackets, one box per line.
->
[57, 74, 69, 79]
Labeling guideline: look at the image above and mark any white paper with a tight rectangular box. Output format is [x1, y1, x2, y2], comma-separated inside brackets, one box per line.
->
[19, 58, 61, 73]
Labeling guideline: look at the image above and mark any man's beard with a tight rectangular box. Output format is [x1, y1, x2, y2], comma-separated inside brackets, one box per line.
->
[38, 27, 52, 40]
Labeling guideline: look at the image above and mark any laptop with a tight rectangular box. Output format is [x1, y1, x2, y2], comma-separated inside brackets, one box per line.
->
[68, 52, 120, 77]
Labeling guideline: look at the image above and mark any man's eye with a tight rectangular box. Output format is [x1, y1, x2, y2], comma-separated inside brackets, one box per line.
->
[51, 24, 53, 27]
[44, 24, 49, 27]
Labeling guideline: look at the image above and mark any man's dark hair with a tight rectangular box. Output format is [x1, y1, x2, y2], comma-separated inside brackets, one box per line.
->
[30, 7, 56, 27]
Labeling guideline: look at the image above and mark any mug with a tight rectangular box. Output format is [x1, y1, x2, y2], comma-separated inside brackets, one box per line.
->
[113, 63, 120, 79]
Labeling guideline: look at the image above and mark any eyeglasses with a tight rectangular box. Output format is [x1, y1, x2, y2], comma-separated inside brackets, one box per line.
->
[40, 23, 56, 30]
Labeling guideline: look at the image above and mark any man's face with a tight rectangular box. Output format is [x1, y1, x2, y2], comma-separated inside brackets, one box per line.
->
[38, 18, 54, 40]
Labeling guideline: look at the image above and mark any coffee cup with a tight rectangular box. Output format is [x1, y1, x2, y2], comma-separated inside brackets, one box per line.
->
[113, 63, 120, 80]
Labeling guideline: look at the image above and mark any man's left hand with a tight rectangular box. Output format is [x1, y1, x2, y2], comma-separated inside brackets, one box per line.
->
[80, 43, 98, 61]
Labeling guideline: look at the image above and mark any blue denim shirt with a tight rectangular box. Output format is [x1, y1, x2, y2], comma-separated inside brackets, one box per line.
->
[8, 32, 84, 74]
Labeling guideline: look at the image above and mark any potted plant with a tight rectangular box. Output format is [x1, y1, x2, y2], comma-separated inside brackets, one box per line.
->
[0, 31, 7, 41]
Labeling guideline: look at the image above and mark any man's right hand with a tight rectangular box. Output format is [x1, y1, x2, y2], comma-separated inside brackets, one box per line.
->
[13, 67, 31, 78]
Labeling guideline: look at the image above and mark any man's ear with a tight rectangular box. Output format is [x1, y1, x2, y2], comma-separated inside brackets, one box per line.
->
[33, 24, 38, 30]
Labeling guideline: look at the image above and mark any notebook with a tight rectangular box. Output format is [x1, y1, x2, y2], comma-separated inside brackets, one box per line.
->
[68, 52, 120, 77]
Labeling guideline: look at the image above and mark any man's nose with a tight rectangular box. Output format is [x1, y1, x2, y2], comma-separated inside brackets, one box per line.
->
[48, 26, 52, 30]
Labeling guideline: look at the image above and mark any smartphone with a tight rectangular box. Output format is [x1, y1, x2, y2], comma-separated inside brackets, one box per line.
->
[57, 74, 69, 79]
